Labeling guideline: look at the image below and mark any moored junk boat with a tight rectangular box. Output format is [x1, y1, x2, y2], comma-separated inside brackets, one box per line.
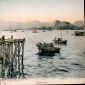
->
[36, 42, 60, 56]
[53, 37, 67, 45]
[74, 31, 85, 36]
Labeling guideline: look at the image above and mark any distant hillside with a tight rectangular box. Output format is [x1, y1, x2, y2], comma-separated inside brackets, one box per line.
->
[0, 19, 84, 30]
[53, 20, 78, 30]
[73, 20, 84, 28]
[0, 20, 23, 30]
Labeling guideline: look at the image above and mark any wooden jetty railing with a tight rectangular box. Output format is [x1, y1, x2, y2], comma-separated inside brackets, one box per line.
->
[0, 37, 25, 78]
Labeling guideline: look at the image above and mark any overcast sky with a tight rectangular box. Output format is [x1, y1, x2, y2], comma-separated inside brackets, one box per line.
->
[0, 0, 84, 23]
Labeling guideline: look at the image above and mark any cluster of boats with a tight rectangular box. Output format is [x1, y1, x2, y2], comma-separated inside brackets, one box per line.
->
[36, 30, 85, 56]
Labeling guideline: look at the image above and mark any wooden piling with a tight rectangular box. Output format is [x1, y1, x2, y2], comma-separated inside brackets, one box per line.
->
[0, 37, 25, 78]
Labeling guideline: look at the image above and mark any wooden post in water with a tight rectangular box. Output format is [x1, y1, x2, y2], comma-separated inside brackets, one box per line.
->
[21, 38, 25, 77]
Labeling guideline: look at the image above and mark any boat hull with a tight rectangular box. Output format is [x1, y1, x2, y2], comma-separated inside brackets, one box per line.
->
[37, 43, 60, 56]
[74, 31, 85, 36]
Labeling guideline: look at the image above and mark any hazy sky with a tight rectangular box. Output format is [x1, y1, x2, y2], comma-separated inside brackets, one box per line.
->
[0, 0, 84, 23]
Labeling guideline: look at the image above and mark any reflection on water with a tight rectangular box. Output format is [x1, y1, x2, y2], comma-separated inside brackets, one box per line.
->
[0, 30, 85, 78]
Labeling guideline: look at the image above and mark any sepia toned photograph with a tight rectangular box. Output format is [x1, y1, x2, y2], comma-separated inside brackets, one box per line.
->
[0, 0, 85, 84]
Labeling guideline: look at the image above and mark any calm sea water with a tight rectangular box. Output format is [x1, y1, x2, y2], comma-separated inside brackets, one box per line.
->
[0, 30, 85, 78]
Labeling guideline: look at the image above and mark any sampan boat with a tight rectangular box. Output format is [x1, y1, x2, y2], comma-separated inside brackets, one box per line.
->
[74, 31, 84, 36]
[36, 42, 60, 56]
[53, 38, 67, 45]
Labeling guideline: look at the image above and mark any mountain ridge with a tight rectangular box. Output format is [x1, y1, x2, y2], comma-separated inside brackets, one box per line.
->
[0, 19, 84, 30]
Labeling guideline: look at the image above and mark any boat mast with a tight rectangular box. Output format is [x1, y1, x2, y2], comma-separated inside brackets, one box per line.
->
[61, 29, 62, 38]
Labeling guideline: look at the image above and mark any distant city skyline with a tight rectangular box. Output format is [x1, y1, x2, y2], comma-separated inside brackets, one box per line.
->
[0, 0, 84, 23]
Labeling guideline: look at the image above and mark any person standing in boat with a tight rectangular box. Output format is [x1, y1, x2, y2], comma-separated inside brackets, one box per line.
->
[2, 35, 5, 40]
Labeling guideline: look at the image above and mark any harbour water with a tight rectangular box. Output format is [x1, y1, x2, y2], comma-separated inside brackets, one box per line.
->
[0, 30, 85, 78]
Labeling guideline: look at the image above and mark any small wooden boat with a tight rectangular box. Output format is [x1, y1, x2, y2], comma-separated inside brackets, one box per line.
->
[74, 31, 84, 36]
[32, 30, 37, 33]
[43, 30, 45, 32]
[36, 42, 60, 56]
[53, 38, 67, 45]
[21, 30, 24, 32]
[14, 30, 17, 32]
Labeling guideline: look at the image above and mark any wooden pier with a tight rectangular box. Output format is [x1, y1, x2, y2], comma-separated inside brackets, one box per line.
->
[0, 37, 25, 78]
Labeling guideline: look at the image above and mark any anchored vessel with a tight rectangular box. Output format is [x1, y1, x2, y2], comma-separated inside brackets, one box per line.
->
[0, 37, 25, 78]
[74, 31, 85, 36]
[53, 38, 67, 45]
[37, 42, 60, 56]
